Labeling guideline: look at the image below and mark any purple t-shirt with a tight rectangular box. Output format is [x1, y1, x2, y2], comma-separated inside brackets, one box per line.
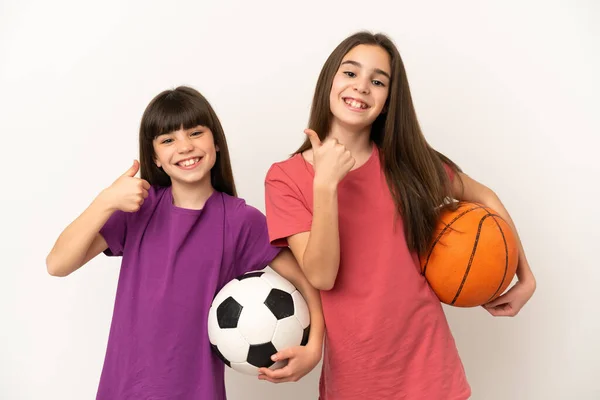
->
[96, 186, 281, 400]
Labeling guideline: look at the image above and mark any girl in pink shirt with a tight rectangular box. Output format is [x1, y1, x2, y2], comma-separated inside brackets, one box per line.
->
[262, 32, 536, 399]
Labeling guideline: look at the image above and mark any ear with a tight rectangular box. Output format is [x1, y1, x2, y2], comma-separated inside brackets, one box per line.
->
[155, 159, 162, 168]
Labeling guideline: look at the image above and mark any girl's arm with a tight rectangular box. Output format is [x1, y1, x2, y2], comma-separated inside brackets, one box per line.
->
[46, 197, 113, 277]
[288, 179, 341, 291]
[286, 129, 354, 291]
[453, 172, 536, 316]
[46, 161, 149, 277]
[258, 248, 325, 383]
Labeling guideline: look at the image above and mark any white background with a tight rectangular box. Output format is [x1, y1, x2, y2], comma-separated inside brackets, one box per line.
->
[1, 1, 598, 399]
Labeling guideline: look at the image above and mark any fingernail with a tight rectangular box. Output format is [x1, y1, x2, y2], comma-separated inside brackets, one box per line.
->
[271, 355, 277, 361]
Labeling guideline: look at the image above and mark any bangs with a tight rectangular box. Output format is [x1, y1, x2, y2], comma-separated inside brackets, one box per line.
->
[142, 90, 214, 140]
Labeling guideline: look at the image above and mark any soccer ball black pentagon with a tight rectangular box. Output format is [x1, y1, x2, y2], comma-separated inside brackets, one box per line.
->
[208, 267, 311, 375]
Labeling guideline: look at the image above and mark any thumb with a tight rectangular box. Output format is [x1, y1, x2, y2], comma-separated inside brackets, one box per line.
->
[123, 160, 140, 177]
[304, 129, 322, 149]
[271, 347, 295, 362]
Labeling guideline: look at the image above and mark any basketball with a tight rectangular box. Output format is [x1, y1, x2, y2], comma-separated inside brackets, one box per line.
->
[420, 202, 518, 307]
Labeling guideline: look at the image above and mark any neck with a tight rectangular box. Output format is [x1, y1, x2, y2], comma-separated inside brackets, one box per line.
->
[328, 120, 373, 165]
[171, 178, 215, 210]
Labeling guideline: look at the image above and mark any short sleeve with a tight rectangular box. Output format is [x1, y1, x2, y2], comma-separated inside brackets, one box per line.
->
[264, 164, 312, 247]
[99, 210, 128, 257]
[233, 205, 281, 277]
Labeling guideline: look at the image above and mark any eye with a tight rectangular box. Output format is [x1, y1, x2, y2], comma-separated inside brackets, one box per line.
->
[372, 80, 385, 87]
[161, 138, 173, 144]
[343, 71, 356, 78]
[191, 130, 203, 137]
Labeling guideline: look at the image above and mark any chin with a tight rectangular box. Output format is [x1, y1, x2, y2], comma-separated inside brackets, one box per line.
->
[171, 173, 208, 185]
[337, 117, 373, 131]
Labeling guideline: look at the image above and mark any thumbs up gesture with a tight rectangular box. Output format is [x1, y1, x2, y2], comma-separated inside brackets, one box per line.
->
[305, 129, 355, 187]
[103, 160, 151, 212]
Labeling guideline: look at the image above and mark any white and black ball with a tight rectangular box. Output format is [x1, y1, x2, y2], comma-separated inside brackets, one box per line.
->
[208, 267, 311, 375]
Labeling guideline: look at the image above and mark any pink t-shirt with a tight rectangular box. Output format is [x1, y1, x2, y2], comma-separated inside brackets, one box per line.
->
[265, 146, 471, 399]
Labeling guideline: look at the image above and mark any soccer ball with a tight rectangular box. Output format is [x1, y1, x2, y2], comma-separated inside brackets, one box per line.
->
[208, 267, 311, 375]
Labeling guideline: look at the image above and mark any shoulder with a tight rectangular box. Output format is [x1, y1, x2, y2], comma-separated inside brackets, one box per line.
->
[222, 194, 267, 229]
[265, 154, 309, 183]
[141, 185, 169, 212]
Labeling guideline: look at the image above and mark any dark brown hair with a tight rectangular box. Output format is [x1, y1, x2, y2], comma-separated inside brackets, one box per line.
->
[139, 86, 236, 196]
[295, 31, 462, 254]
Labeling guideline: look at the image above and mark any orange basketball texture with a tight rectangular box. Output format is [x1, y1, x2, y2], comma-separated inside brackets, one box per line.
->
[420, 202, 518, 307]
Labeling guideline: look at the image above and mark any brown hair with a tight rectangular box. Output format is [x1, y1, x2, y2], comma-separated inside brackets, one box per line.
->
[139, 86, 236, 196]
[295, 31, 462, 254]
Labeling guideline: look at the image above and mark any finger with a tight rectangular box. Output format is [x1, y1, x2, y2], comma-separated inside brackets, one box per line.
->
[257, 367, 281, 379]
[123, 160, 140, 177]
[142, 189, 149, 199]
[257, 374, 275, 383]
[141, 179, 151, 190]
[258, 367, 295, 383]
[484, 300, 516, 314]
[486, 306, 516, 317]
[345, 152, 355, 165]
[257, 374, 288, 384]
[304, 129, 322, 149]
[257, 368, 271, 377]
[483, 294, 509, 308]
[343, 157, 356, 172]
[271, 348, 294, 362]
[263, 365, 293, 380]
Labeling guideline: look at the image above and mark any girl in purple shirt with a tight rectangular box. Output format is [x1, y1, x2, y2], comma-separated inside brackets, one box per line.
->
[46, 86, 324, 399]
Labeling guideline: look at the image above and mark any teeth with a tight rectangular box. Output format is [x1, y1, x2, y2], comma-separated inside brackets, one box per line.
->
[345, 98, 367, 109]
[179, 157, 200, 167]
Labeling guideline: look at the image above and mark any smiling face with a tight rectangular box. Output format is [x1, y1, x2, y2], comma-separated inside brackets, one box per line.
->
[152, 125, 218, 187]
[328, 44, 391, 132]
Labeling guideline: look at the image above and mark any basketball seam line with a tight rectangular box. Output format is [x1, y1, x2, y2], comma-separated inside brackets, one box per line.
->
[451, 212, 490, 305]
[451, 211, 506, 305]
[421, 203, 486, 276]
[485, 215, 510, 303]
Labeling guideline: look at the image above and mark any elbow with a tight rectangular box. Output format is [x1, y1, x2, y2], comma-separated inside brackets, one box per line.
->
[46, 254, 69, 277]
[306, 273, 336, 291]
[302, 252, 339, 291]
[315, 280, 335, 291]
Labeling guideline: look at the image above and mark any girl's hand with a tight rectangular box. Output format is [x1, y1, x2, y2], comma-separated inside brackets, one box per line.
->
[257, 344, 322, 384]
[482, 278, 536, 317]
[101, 160, 150, 212]
[305, 129, 355, 187]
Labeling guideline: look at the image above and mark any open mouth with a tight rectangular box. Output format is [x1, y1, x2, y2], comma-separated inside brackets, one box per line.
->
[177, 157, 201, 168]
[343, 97, 369, 110]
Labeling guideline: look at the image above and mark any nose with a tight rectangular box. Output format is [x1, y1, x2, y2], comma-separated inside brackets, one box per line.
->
[353, 77, 370, 95]
[177, 137, 193, 154]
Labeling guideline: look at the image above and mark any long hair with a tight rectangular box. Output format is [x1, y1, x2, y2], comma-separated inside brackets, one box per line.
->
[139, 86, 236, 197]
[295, 31, 462, 255]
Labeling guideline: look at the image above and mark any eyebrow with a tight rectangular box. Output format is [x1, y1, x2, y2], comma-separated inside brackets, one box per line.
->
[341, 60, 391, 80]
[156, 125, 205, 137]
